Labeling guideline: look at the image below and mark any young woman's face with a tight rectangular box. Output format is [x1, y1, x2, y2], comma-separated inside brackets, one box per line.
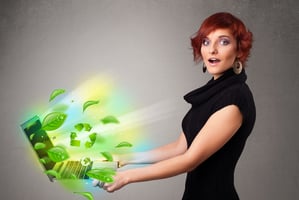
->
[201, 28, 240, 79]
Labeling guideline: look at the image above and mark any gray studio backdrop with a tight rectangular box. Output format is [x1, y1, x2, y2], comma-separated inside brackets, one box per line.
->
[0, 0, 298, 199]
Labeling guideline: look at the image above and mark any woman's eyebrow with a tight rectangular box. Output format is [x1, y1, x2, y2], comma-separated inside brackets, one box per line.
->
[218, 35, 231, 38]
[204, 35, 231, 40]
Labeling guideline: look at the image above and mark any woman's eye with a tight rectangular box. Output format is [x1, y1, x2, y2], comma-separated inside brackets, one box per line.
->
[202, 39, 210, 46]
[219, 38, 230, 45]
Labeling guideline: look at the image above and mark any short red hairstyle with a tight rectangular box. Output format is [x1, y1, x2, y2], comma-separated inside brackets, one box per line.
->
[191, 12, 253, 65]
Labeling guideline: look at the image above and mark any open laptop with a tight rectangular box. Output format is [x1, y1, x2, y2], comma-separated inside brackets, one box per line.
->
[20, 115, 117, 182]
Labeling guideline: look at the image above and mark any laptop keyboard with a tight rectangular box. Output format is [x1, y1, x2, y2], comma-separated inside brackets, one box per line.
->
[59, 161, 92, 179]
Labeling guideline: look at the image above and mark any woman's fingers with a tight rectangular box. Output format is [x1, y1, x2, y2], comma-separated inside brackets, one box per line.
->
[92, 179, 106, 188]
[93, 171, 128, 193]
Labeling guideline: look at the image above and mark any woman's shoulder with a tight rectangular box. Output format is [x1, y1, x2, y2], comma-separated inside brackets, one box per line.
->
[213, 82, 255, 112]
[221, 81, 253, 97]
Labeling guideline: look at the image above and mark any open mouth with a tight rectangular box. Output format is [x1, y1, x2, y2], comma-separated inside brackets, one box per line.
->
[208, 58, 220, 64]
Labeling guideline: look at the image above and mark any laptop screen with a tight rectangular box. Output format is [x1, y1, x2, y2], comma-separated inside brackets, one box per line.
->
[21, 116, 56, 171]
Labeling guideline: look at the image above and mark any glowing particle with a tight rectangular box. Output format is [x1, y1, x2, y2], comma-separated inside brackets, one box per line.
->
[49, 89, 65, 102]
[100, 115, 119, 124]
[115, 141, 133, 148]
[42, 112, 67, 131]
[83, 100, 99, 112]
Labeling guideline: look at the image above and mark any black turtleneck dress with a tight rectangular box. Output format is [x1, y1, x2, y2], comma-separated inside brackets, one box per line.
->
[181, 69, 256, 200]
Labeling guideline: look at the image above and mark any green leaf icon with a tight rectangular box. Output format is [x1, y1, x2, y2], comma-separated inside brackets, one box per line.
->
[70, 132, 77, 140]
[34, 142, 46, 150]
[85, 141, 93, 148]
[84, 123, 92, 131]
[47, 146, 69, 162]
[115, 141, 133, 148]
[100, 152, 113, 161]
[49, 89, 65, 102]
[101, 115, 119, 124]
[86, 168, 116, 183]
[74, 123, 84, 131]
[89, 133, 97, 142]
[83, 100, 99, 112]
[74, 123, 92, 131]
[74, 192, 94, 200]
[70, 139, 81, 147]
[42, 112, 67, 131]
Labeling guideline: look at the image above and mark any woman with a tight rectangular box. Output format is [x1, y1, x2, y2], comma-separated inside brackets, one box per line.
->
[99, 12, 256, 199]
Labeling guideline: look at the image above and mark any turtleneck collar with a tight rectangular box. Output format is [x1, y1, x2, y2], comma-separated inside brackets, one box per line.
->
[184, 68, 247, 105]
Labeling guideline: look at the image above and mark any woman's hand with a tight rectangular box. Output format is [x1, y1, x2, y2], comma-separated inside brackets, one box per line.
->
[102, 171, 130, 193]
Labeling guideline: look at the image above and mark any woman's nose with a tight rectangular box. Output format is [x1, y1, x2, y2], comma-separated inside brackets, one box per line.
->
[209, 43, 218, 54]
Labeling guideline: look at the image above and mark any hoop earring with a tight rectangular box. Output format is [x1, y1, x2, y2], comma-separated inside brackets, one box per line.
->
[202, 63, 207, 73]
[233, 60, 243, 74]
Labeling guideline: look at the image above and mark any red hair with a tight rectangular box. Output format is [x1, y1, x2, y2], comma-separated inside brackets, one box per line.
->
[191, 12, 253, 65]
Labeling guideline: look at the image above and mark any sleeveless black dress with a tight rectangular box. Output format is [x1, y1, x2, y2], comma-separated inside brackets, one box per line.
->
[181, 69, 256, 200]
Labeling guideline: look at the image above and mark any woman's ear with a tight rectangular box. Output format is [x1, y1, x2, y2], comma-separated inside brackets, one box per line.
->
[236, 41, 243, 58]
[237, 50, 243, 59]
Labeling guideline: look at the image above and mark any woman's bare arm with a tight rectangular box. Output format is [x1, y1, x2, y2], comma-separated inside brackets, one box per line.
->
[117, 132, 187, 166]
[104, 105, 243, 192]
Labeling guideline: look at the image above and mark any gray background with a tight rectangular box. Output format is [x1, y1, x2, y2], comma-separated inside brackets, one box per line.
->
[1, 0, 298, 199]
